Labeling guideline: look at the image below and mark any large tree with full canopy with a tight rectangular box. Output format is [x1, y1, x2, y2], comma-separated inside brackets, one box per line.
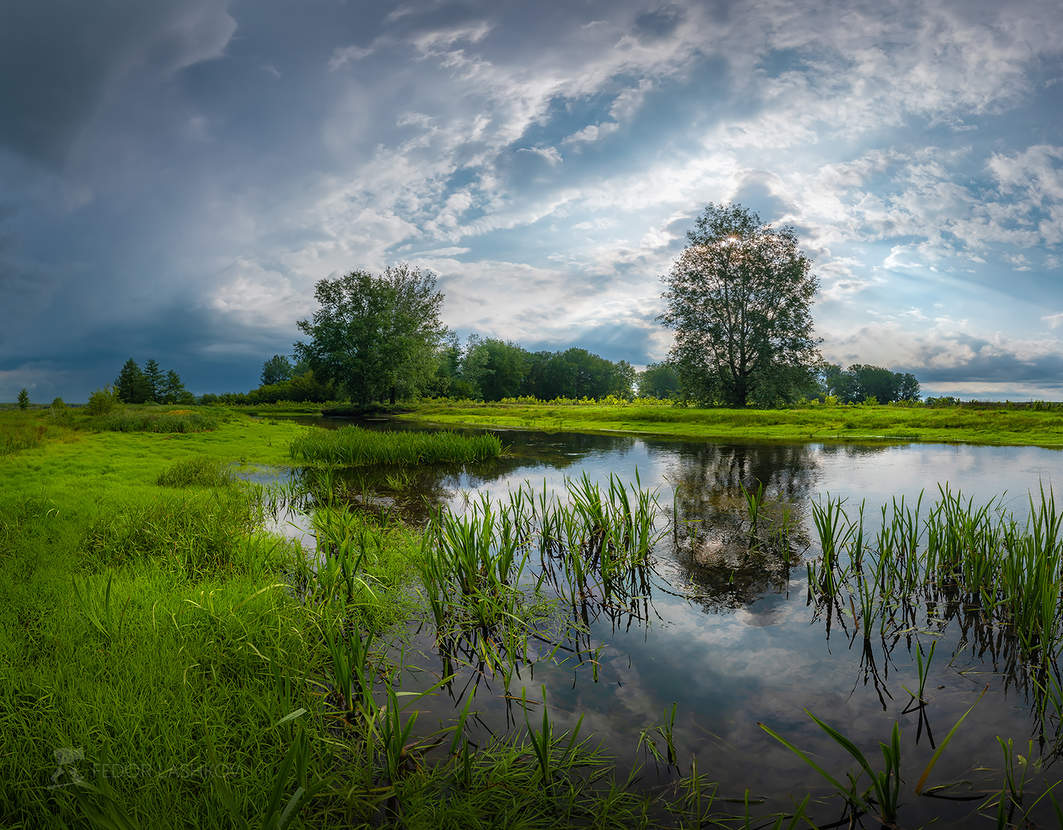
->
[295, 264, 446, 406]
[660, 203, 820, 407]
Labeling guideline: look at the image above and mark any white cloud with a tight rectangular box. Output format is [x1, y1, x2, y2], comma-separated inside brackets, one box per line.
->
[328, 44, 374, 71]
[562, 122, 619, 145]
[517, 145, 563, 166]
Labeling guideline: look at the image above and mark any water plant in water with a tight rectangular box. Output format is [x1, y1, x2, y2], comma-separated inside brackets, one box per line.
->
[807, 485, 1063, 675]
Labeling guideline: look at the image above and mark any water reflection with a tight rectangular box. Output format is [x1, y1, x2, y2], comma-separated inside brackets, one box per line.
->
[665, 442, 825, 610]
[250, 418, 1063, 826]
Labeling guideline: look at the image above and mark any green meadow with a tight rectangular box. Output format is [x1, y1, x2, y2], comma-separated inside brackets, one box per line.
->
[401, 399, 1063, 446]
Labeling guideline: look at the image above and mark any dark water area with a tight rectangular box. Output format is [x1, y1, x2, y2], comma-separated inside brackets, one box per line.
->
[255, 416, 1063, 826]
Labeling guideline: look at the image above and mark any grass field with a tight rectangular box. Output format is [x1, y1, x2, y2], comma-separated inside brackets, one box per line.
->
[400, 399, 1063, 446]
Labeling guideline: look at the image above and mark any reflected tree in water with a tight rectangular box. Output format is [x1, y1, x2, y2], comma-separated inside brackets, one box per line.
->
[664, 442, 825, 610]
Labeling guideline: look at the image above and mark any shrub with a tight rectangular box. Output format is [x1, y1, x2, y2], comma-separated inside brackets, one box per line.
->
[85, 386, 120, 415]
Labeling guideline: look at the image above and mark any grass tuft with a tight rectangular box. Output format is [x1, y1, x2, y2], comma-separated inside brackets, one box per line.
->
[156, 457, 234, 488]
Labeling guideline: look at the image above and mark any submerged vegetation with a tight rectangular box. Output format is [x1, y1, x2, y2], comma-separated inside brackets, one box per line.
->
[5, 407, 1063, 827]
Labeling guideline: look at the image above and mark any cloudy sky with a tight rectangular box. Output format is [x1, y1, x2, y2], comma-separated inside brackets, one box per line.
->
[3, 0, 1063, 401]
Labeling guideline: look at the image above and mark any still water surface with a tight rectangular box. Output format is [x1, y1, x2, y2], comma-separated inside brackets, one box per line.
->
[261, 420, 1063, 825]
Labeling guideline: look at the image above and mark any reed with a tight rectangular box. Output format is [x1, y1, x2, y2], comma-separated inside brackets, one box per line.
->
[806, 485, 1063, 669]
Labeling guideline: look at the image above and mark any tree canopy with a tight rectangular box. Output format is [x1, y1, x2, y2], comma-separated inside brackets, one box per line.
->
[143, 359, 164, 403]
[660, 203, 820, 407]
[114, 358, 191, 404]
[295, 264, 446, 406]
[261, 354, 294, 386]
[637, 362, 681, 399]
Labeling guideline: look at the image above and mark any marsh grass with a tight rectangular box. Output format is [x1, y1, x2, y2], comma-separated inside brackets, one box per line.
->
[289, 425, 503, 466]
[84, 409, 221, 433]
[156, 456, 234, 488]
[0, 418, 48, 454]
[419, 474, 663, 666]
[14, 406, 1063, 828]
[80, 491, 269, 577]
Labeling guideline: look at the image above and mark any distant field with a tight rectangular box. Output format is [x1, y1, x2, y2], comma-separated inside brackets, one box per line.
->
[401, 400, 1063, 447]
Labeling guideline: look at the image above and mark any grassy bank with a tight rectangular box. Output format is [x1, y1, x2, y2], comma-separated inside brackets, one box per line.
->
[401, 399, 1063, 447]
[0, 409, 659, 829]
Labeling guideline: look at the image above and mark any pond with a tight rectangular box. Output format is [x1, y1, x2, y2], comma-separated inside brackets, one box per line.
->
[255, 418, 1063, 826]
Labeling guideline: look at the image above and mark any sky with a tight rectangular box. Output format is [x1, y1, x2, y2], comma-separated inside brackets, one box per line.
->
[2, 0, 1063, 402]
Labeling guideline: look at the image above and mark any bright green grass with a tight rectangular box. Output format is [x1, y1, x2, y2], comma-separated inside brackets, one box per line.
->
[402, 400, 1063, 447]
[0, 410, 412, 828]
[155, 456, 235, 488]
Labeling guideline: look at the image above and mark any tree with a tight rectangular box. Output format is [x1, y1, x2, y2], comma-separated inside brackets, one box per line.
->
[161, 370, 190, 403]
[463, 337, 530, 401]
[261, 354, 294, 386]
[295, 264, 446, 406]
[847, 364, 901, 404]
[660, 203, 820, 407]
[638, 362, 681, 399]
[143, 359, 164, 403]
[17, 388, 29, 409]
[898, 372, 920, 402]
[115, 359, 152, 403]
[820, 363, 921, 404]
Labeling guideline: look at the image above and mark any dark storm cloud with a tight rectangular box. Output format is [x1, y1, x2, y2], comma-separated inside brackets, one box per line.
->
[3, 0, 1063, 401]
[0, 0, 235, 165]
[633, 6, 684, 40]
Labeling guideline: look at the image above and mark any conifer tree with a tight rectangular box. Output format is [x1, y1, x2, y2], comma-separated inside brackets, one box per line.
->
[115, 359, 151, 403]
[143, 359, 164, 403]
[161, 370, 188, 403]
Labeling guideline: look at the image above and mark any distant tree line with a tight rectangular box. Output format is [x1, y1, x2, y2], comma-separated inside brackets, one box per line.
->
[205, 339, 639, 406]
[199, 356, 336, 405]
[114, 358, 193, 404]
[820, 363, 920, 404]
[432, 336, 636, 401]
